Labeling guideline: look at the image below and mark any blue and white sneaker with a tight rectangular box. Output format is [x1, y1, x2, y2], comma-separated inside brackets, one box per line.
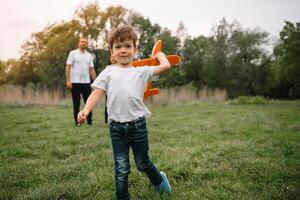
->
[155, 171, 171, 193]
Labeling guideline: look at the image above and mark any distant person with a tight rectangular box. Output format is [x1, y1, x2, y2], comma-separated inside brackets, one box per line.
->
[77, 25, 172, 200]
[65, 37, 97, 126]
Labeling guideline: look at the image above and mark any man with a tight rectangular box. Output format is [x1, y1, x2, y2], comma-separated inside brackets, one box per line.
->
[65, 37, 97, 126]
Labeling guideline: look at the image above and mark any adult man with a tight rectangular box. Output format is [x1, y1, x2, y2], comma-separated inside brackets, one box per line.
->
[65, 37, 97, 126]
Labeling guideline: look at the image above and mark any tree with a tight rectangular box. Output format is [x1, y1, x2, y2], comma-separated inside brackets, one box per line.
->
[74, 2, 105, 43]
[204, 18, 271, 98]
[181, 36, 209, 89]
[129, 13, 161, 58]
[154, 28, 181, 88]
[271, 21, 300, 98]
[204, 19, 229, 90]
[0, 60, 8, 84]
[11, 20, 81, 87]
[175, 21, 188, 47]
[227, 26, 271, 97]
[36, 22, 80, 87]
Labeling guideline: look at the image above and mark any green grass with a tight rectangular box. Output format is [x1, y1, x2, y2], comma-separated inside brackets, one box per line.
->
[0, 101, 300, 200]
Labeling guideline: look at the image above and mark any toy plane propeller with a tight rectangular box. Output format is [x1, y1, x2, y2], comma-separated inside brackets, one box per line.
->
[132, 40, 181, 98]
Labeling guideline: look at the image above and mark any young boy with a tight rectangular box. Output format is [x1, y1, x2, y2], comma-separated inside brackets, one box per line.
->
[77, 25, 171, 200]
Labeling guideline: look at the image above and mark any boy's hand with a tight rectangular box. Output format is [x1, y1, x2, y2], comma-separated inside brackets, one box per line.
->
[77, 110, 88, 124]
[153, 52, 171, 75]
[153, 52, 166, 60]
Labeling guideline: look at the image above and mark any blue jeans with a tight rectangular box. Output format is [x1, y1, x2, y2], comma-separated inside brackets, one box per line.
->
[109, 117, 163, 200]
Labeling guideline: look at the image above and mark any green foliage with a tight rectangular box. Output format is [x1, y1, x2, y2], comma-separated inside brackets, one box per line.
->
[1, 101, 299, 199]
[230, 96, 267, 105]
[129, 13, 161, 58]
[203, 18, 271, 98]
[93, 49, 110, 74]
[35, 21, 80, 87]
[181, 36, 209, 89]
[270, 21, 300, 99]
[104, 5, 129, 30]
[178, 18, 272, 97]
[74, 2, 105, 41]
[0, 60, 11, 84]
[156, 29, 181, 88]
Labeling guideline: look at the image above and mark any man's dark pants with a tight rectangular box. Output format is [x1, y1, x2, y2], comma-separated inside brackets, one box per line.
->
[71, 83, 92, 124]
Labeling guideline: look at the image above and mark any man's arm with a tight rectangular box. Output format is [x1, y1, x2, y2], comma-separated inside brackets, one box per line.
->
[90, 67, 97, 81]
[65, 64, 72, 89]
[153, 52, 171, 75]
[78, 88, 105, 123]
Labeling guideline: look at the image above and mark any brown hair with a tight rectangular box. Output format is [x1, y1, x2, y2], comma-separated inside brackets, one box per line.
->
[108, 25, 138, 48]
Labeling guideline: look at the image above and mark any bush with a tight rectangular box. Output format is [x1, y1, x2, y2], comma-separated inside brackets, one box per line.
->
[230, 96, 267, 105]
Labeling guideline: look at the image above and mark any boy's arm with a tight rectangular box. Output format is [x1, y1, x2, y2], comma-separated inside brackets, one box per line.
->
[153, 52, 171, 75]
[78, 88, 105, 123]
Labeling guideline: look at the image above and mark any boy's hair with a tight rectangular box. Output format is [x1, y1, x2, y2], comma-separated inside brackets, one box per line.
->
[108, 25, 138, 48]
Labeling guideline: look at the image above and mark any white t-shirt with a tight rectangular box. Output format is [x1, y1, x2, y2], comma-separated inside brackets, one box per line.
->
[91, 65, 154, 123]
[66, 49, 94, 83]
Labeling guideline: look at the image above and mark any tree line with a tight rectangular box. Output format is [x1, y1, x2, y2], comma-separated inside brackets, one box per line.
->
[0, 2, 299, 99]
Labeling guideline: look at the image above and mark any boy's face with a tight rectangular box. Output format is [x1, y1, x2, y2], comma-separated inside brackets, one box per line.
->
[111, 39, 137, 67]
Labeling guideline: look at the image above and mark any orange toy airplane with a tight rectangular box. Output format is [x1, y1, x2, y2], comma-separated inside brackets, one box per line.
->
[132, 40, 181, 98]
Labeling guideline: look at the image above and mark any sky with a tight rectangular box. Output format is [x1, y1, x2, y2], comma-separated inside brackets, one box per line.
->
[0, 0, 299, 60]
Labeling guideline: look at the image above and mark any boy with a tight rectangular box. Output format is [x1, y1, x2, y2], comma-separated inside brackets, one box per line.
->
[77, 25, 171, 200]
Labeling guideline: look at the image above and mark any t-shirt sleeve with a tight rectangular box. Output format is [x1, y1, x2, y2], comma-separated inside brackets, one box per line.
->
[91, 68, 108, 91]
[66, 51, 73, 65]
[139, 66, 155, 82]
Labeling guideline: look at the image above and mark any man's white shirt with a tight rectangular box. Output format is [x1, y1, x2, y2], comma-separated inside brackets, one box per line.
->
[66, 49, 94, 83]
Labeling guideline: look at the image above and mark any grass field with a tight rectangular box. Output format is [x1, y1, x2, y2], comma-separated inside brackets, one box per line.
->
[0, 101, 299, 200]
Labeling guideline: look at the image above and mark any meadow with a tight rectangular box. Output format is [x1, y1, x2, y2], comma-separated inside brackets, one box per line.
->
[0, 100, 299, 199]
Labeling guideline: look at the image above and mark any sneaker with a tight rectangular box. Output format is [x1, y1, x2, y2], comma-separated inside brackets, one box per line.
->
[154, 171, 171, 193]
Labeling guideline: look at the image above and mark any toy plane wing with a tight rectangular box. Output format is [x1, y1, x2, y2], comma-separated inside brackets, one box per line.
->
[132, 55, 181, 67]
[132, 40, 181, 99]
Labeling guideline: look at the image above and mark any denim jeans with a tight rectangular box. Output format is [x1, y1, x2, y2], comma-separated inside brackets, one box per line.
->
[109, 117, 163, 200]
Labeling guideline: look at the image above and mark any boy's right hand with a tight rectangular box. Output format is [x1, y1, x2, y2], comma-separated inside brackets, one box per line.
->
[77, 110, 88, 124]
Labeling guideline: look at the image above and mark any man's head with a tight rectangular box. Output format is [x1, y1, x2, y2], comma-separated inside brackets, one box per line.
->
[108, 26, 138, 66]
[109, 54, 116, 64]
[78, 37, 88, 50]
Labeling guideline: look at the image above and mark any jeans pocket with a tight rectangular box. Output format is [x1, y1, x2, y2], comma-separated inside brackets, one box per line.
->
[137, 120, 146, 129]
[135, 121, 147, 134]
[109, 122, 118, 130]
